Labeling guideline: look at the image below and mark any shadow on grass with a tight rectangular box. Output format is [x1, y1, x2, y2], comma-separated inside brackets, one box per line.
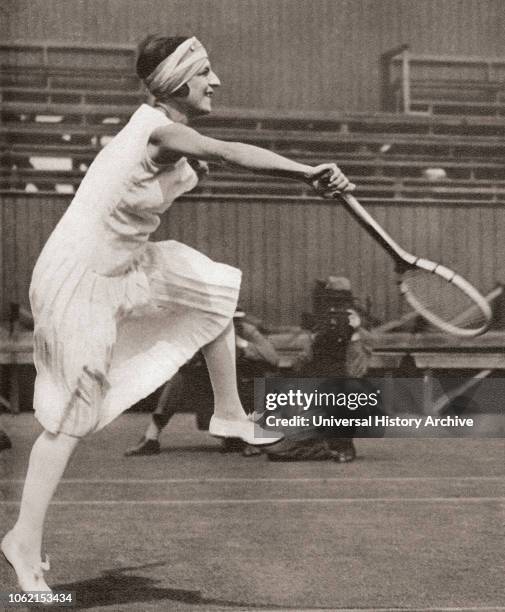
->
[54, 561, 285, 610]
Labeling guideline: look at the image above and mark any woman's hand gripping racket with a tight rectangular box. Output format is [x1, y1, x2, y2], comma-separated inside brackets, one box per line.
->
[335, 192, 492, 337]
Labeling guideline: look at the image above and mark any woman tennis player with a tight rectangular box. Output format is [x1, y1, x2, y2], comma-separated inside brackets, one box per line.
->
[1, 35, 354, 592]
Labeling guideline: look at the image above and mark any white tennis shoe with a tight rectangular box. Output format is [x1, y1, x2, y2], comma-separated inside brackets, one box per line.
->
[1, 531, 52, 594]
[209, 415, 283, 446]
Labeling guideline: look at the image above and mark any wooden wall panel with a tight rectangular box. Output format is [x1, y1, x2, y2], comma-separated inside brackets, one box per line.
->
[2, 194, 504, 325]
[0, 195, 67, 315]
[2, 0, 504, 112]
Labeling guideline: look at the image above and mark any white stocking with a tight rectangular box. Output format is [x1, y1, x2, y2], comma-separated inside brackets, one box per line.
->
[5, 430, 78, 566]
[201, 321, 246, 421]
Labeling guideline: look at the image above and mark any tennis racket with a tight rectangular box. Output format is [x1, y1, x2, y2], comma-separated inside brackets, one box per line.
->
[336, 192, 492, 337]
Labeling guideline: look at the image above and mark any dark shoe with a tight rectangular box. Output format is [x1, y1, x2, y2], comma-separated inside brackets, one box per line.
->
[329, 438, 356, 463]
[242, 444, 262, 457]
[0, 431, 12, 453]
[220, 439, 263, 456]
[124, 437, 161, 457]
[266, 438, 330, 461]
[220, 438, 245, 453]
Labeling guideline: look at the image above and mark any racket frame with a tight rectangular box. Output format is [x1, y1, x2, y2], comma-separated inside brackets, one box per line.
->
[337, 193, 492, 337]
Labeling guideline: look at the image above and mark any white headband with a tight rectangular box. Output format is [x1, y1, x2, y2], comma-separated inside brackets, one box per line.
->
[144, 37, 208, 97]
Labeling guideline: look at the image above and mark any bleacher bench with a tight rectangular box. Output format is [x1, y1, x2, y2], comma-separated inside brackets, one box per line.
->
[381, 44, 505, 117]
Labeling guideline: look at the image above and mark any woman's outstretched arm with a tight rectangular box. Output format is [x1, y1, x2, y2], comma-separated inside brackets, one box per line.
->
[148, 123, 355, 195]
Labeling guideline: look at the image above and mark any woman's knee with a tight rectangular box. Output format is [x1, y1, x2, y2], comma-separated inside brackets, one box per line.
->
[40, 429, 82, 450]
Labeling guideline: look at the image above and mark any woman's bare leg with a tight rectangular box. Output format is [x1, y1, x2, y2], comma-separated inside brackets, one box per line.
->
[201, 321, 246, 421]
[2, 430, 78, 590]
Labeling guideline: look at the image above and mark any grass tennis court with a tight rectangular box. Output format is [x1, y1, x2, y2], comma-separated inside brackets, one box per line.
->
[1, 413, 504, 611]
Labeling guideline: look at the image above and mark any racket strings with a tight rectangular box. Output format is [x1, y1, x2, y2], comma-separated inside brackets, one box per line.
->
[400, 268, 490, 333]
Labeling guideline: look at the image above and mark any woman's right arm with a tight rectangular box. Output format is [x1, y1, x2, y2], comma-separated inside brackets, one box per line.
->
[149, 123, 355, 195]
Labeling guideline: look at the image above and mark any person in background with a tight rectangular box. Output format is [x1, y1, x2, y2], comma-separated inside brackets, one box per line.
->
[265, 276, 372, 462]
[0, 428, 12, 453]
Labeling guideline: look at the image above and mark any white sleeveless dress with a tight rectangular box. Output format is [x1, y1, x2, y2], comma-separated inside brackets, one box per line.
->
[30, 104, 241, 437]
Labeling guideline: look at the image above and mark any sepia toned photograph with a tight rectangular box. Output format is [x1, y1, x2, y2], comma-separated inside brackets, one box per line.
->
[0, 1, 504, 610]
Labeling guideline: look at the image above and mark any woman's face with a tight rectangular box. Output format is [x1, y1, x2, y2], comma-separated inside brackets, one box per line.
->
[184, 60, 221, 116]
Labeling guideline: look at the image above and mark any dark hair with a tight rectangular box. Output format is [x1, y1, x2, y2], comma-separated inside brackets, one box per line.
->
[136, 35, 190, 97]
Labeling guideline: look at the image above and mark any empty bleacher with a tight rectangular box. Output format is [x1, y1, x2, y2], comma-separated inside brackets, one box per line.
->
[2, 42, 505, 201]
[3, 102, 505, 200]
[381, 44, 505, 116]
